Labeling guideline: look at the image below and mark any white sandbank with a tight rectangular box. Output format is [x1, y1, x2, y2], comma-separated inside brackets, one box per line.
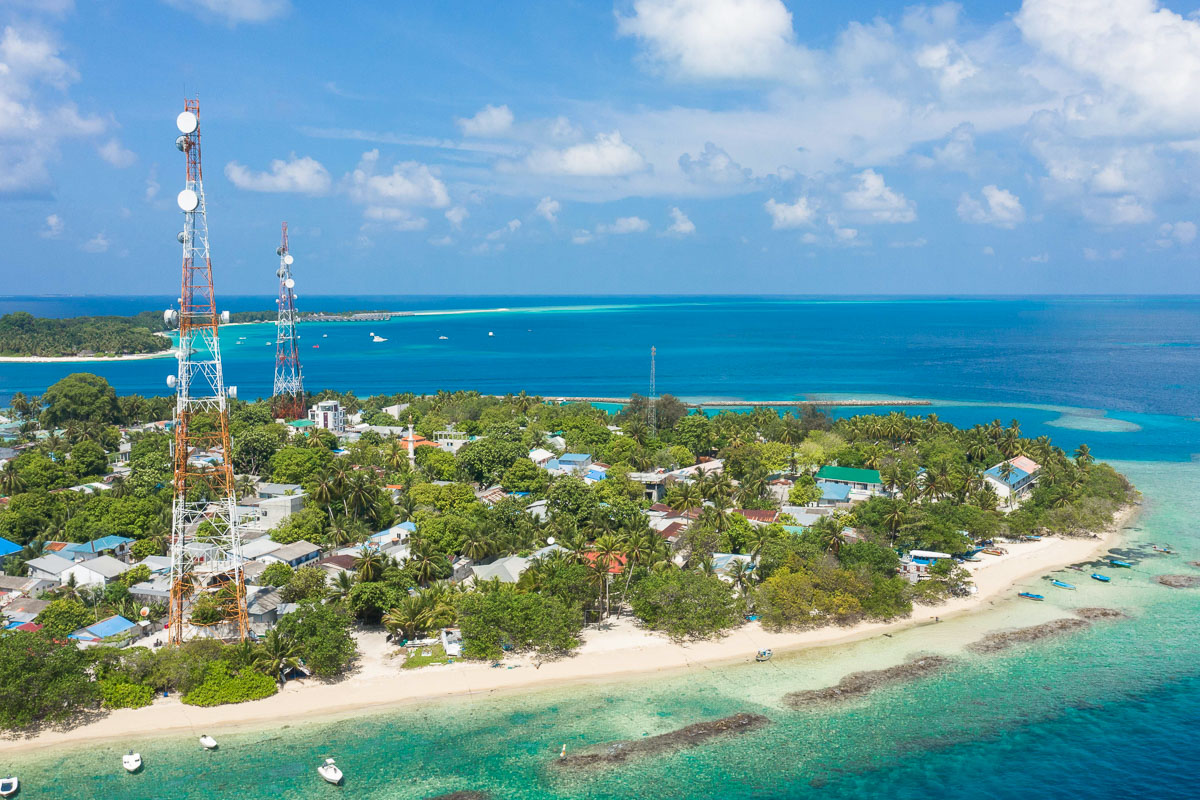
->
[0, 505, 1136, 754]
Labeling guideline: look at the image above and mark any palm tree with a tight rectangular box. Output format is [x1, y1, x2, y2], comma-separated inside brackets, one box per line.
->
[0, 461, 25, 497]
[327, 570, 355, 603]
[727, 559, 754, 595]
[325, 517, 358, 548]
[254, 629, 301, 684]
[1074, 443, 1093, 469]
[883, 501, 907, 542]
[460, 529, 491, 561]
[592, 533, 623, 617]
[343, 472, 374, 521]
[383, 595, 430, 642]
[406, 540, 441, 586]
[235, 474, 257, 500]
[354, 547, 386, 582]
[309, 469, 339, 523]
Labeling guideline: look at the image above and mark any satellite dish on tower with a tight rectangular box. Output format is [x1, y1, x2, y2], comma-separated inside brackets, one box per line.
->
[166, 375, 177, 389]
[284, 254, 294, 265]
[175, 135, 187, 152]
[177, 189, 199, 212]
[176, 111, 198, 134]
[285, 278, 295, 289]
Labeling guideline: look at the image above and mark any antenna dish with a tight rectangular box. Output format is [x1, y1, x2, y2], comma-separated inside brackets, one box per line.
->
[276, 246, 284, 256]
[285, 278, 295, 289]
[139, 606, 149, 618]
[166, 375, 177, 388]
[175, 135, 187, 152]
[284, 254, 294, 265]
[177, 189, 199, 212]
[176, 111, 198, 134]
[227, 386, 238, 399]
[547, 536, 556, 545]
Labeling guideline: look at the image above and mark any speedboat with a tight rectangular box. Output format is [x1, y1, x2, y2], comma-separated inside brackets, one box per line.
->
[371, 335, 387, 343]
[1018, 592, 1044, 601]
[488, 331, 494, 336]
[1151, 545, 1176, 554]
[0, 776, 18, 796]
[1110, 559, 1134, 568]
[318, 758, 343, 785]
[199, 734, 217, 750]
[1092, 573, 1111, 582]
[438, 335, 448, 340]
[1050, 579, 1076, 590]
[755, 649, 773, 662]
[122, 752, 142, 773]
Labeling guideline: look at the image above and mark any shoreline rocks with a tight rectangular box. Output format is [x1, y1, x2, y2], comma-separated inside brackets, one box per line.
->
[966, 619, 1090, 654]
[1074, 607, 1127, 620]
[1156, 575, 1200, 588]
[553, 712, 770, 769]
[783, 655, 953, 709]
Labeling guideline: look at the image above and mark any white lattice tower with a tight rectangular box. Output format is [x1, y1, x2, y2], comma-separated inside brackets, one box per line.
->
[272, 222, 305, 419]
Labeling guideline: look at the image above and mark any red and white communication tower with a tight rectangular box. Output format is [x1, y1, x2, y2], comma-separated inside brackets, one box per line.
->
[165, 99, 248, 644]
[272, 222, 305, 420]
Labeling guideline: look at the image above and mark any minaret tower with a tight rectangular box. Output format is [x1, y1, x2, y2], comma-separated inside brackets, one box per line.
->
[165, 99, 249, 644]
[272, 222, 305, 420]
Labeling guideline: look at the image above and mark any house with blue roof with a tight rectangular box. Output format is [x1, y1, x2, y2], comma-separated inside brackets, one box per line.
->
[556, 453, 593, 474]
[983, 456, 1042, 503]
[0, 536, 20, 559]
[63, 535, 134, 561]
[815, 480, 852, 506]
[69, 614, 138, 643]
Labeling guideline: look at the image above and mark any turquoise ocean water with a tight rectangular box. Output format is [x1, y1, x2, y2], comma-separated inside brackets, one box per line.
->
[3, 296, 1200, 798]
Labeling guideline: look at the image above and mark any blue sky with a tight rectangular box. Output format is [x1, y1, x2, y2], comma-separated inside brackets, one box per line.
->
[2, 0, 1199, 296]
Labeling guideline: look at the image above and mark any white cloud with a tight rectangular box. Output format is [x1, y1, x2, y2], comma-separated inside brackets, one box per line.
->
[1082, 194, 1154, 225]
[764, 196, 816, 228]
[1156, 220, 1197, 247]
[678, 142, 752, 184]
[982, 245, 995, 256]
[144, 166, 160, 201]
[842, 169, 916, 223]
[597, 216, 650, 234]
[225, 155, 331, 194]
[80, 232, 109, 253]
[957, 185, 1025, 227]
[346, 150, 450, 207]
[524, 131, 646, 177]
[1016, 0, 1200, 133]
[1083, 247, 1126, 260]
[928, 123, 975, 170]
[486, 219, 522, 240]
[915, 40, 977, 88]
[161, 0, 290, 24]
[616, 0, 810, 80]
[834, 226, 858, 242]
[98, 139, 135, 168]
[667, 207, 695, 235]
[457, 104, 514, 137]
[39, 214, 63, 238]
[428, 235, 454, 247]
[535, 196, 561, 222]
[0, 26, 105, 194]
[362, 207, 427, 231]
[445, 206, 469, 229]
[1026, 252, 1050, 263]
[571, 229, 594, 244]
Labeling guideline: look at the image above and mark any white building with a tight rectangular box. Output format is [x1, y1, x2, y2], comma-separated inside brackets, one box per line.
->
[61, 555, 132, 588]
[309, 399, 346, 433]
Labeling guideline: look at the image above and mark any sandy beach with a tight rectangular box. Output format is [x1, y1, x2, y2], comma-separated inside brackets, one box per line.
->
[0, 350, 175, 364]
[0, 505, 1136, 754]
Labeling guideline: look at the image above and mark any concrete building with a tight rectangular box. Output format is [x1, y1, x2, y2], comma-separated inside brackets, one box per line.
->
[25, 554, 74, 583]
[61, 555, 132, 588]
[308, 399, 347, 433]
[983, 456, 1041, 500]
[259, 540, 322, 568]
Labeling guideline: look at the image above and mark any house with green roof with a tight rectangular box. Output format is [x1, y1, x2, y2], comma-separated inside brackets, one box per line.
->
[815, 465, 886, 495]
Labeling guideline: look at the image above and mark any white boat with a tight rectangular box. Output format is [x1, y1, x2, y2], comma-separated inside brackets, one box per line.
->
[438, 335, 448, 340]
[199, 734, 217, 750]
[755, 649, 773, 662]
[322, 334, 328, 338]
[122, 752, 142, 773]
[372, 335, 387, 343]
[317, 757, 343, 785]
[0, 777, 18, 796]
[488, 331, 494, 336]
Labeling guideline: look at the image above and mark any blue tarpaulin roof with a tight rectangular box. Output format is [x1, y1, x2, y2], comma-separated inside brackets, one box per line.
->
[0, 536, 20, 557]
[64, 535, 133, 555]
[559, 453, 590, 463]
[817, 480, 852, 501]
[70, 615, 136, 641]
[984, 465, 1030, 486]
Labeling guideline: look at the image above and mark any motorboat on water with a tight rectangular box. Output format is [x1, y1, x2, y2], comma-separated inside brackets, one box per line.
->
[318, 758, 343, 785]
[1018, 592, 1044, 601]
[755, 649, 773, 662]
[438, 335, 448, 340]
[372, 335, 387, 343]
[1092, 573, 1112, 582]
[488, 331, 494, 336]
[0, 776, 18, 796]
[1152, 545, 1176, 554]
[122, 752, 142, 773]
[1050, 579, 1076, 590]
[1110, 559, 1134, 568]
[199, 735, 217, 750]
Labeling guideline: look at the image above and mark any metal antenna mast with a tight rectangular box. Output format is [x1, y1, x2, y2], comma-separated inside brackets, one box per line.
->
[166, 99, 248, 644]
[272, 222, 305, 420]
[649, 345, 657, 433]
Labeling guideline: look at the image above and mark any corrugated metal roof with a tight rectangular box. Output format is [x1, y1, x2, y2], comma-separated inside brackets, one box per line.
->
[815, 466, 883, 484]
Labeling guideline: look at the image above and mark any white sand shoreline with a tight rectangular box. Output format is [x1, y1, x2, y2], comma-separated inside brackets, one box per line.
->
[0, 350, 175, 364]
[0, 504, 1137, 754]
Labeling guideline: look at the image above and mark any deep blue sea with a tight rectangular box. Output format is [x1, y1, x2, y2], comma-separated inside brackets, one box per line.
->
[3, 295, 1200, 798]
